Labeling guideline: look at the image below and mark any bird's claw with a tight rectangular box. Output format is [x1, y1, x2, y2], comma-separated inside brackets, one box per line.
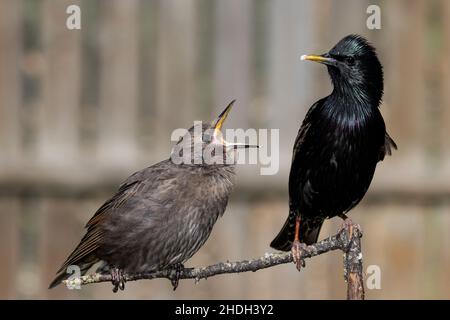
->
[339, 216, 361, 245]
[291, 240, 306, 271]
[344, 219, 354, 242]
[170, 263, 184, 291]
[111, 267, 126, 293]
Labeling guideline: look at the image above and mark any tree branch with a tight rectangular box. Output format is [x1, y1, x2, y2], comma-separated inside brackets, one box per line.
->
[63, 223, 364, 299]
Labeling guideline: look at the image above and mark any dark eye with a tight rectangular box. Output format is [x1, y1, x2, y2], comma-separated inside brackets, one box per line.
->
[345, 56, 355, 65]
[203, 132, 212, 143]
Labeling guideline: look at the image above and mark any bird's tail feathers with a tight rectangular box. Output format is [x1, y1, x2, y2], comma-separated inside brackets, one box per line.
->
[299, 220, 323, 246]
[270, 215, 324, 251]
[270, 216, 293, 251]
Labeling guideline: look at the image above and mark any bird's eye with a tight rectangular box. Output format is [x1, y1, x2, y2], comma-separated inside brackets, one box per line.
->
[203, 133, 212, 143]
[345, 57, 355, 65]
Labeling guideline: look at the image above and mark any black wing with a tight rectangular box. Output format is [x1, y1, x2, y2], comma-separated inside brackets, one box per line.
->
[288, 100, 322, 212]
[379, 132, 397, 161]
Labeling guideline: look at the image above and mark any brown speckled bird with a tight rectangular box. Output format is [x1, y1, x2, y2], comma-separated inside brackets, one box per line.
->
[49, 100, 257, 291]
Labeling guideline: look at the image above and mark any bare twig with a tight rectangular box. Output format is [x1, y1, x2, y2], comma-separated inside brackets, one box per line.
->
[342, 224, 365, 300]
[63, 224, 364, 299]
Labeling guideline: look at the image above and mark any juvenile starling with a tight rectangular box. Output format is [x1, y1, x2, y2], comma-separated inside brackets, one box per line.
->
[270, 35, 397, 269]
[49, 100, 257, 291]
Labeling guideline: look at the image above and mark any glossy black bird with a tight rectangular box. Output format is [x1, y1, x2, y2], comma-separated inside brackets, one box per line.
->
[270, 35, 396, 269]
[49, 100, 258, 291]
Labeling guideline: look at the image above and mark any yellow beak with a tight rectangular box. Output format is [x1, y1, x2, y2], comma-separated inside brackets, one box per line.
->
[301, 54, 329, 62]
[213, 99, 235, 134]
[301, 54, 337, 66]
[211, 100, 258, 149]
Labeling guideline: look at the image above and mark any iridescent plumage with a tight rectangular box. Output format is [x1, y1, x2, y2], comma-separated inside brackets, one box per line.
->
[271, 35, 396, 251]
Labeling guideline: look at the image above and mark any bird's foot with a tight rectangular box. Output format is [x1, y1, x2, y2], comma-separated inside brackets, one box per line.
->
[110, 266, 126, 293]
[343, 218, 354, 242]
[338, 214, 360, 245]
[170, 263, 184, 291]
[291, 240, 307, 271]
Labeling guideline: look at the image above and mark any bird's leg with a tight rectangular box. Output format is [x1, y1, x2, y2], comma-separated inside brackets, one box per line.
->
[291, 216, 306, 271]
[338, 213, 354, 242]
[338, 214, 362, 283]
[110, 266, 126, 293]
[169, 263, 184, 291]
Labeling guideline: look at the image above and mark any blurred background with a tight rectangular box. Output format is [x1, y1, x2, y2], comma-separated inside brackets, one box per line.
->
[1, 0, 450, 299]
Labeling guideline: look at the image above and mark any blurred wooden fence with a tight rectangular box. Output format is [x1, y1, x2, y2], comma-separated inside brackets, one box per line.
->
[1, 0, 450, 299]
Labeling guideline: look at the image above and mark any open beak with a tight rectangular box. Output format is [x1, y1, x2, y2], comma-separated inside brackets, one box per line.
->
[212, 99, 235, 136]
[212, 100, 259, 149]
[301, 53, 337, 67]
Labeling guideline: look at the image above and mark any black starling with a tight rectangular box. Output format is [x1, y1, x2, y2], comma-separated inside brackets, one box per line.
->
[49, 100, 257, 291]
[270, 35, 397, 269]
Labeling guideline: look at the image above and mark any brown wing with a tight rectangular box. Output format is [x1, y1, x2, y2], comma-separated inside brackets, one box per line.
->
[56, 180, 143, 274]
[85, 180, 142, 229]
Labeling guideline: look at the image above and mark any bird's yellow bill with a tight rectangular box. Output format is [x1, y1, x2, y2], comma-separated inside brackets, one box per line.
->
[214, 99, 235, 132]
[212, 100, 259, 149]
[301, 55, 329, 63]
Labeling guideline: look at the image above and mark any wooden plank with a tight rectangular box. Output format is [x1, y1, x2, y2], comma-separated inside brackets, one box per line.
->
[246, 199, 337, 299]
[38, 197, 89, 298]
[78, 0, 100, 154]
[364, 0, 429, 199]
[442, 0, 450, 170]
[213, 0, 252, 129]
[98, 0, 139, 165]
[437, 203, 450, 298]
[421, 204, 444, 298]
[358, 203, 425, 299]
[0, 197, 20, 298]
[3, 163, 450, 201]
[202, 202, 250, 298]
[137, 0, 159, 158]
[382, 0, 426, 152]
[14, 196, 42, 298]
[266, 0, 314, 179]
[319, 0, 370, 43]
[0, 0, 22, 167]
[154, 0, 197, 156]
[37, 0, 81, 163]
[264, 3, 317, 289]
[245, 200, 284, 299]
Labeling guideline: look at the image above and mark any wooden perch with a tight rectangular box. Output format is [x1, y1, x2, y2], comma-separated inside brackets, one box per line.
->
[63, 223, 364, 300]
